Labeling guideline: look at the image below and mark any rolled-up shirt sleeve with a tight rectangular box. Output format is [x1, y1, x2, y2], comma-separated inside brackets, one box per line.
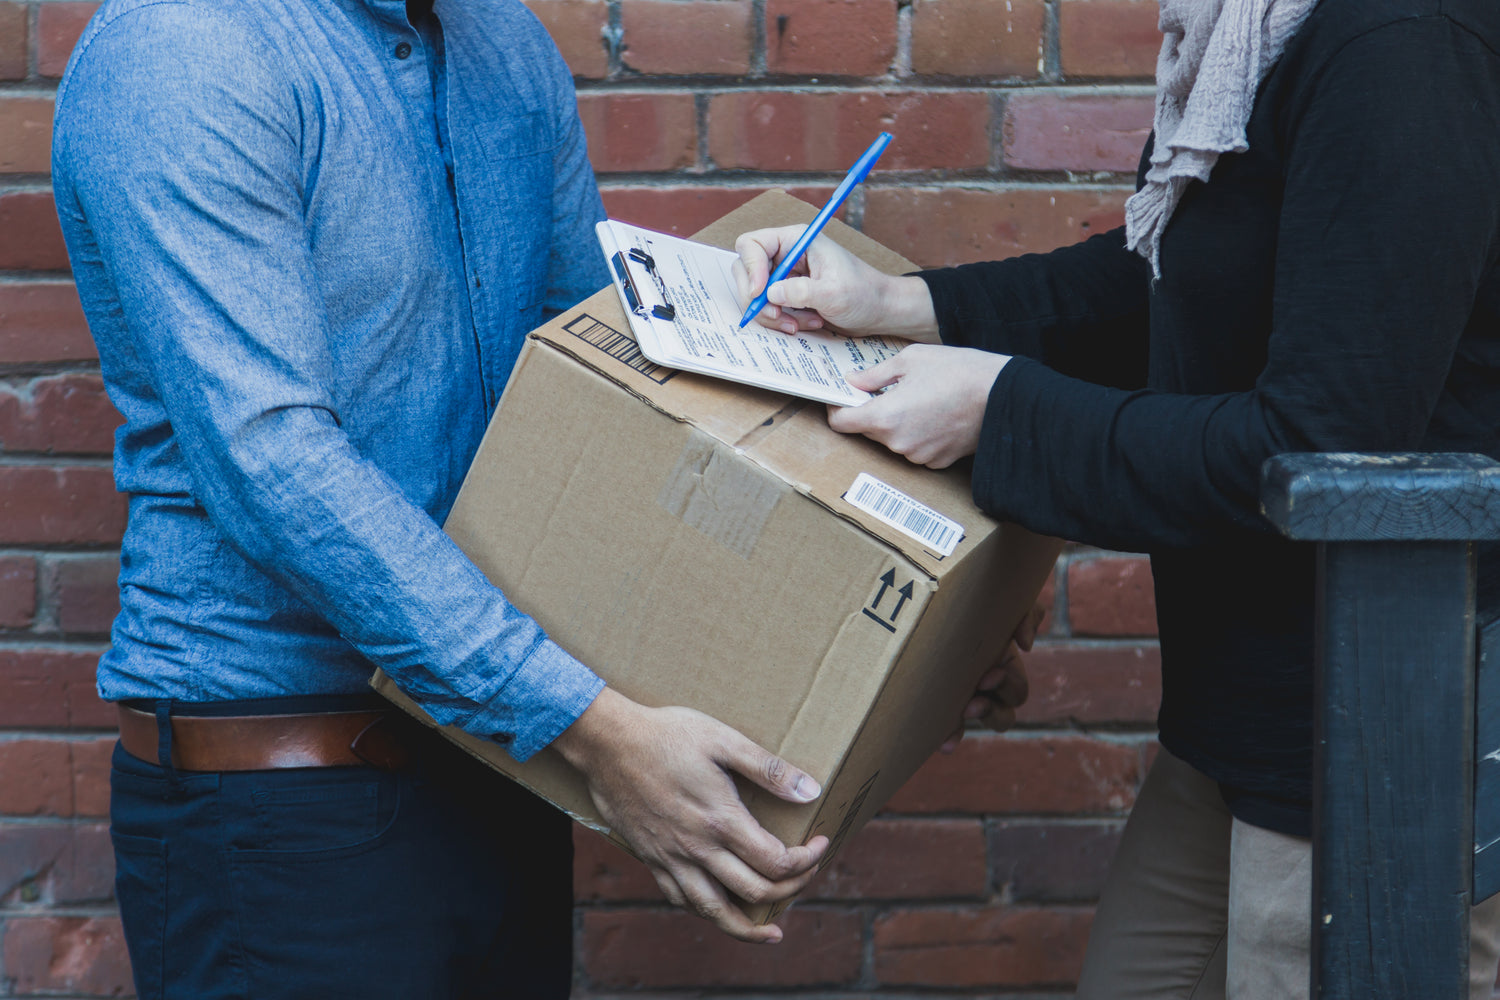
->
[52, 4, 601, 760]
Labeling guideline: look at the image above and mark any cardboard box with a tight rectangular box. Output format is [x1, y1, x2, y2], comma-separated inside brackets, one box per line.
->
[371, 191, 1060, 921]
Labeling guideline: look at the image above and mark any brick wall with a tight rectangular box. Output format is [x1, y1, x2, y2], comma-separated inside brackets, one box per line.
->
[0, 0, 1168, 995]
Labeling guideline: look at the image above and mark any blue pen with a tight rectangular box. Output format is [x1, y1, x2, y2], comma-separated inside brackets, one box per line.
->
[738, 131, 893, 328]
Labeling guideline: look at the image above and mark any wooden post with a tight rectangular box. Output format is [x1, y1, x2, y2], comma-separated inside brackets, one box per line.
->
[1261, 453, 1500, 999]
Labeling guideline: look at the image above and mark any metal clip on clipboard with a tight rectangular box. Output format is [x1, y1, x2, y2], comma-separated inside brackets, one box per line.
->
[609, 247, 677, 322]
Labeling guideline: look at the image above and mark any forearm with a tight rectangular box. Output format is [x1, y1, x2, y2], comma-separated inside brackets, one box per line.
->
[188, 406, 602, 759]
[917, 227, 1152, 387]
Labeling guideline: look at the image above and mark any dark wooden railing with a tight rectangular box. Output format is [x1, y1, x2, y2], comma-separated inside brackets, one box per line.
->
[1261, 453, 1500, 998]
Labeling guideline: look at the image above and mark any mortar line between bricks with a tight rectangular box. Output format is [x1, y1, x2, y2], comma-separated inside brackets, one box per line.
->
[0, 546, 119, 558]
[0, 638, 109, 652]
[0, 269, 74, 280]
[25, 0, 39, 80]
[1028, 636, 1162, 648]
[0, 731, 118, 744]
[0, 180, 56, 193]
[0, 454, 113, 468]
[0, 84, 58, 97]
[1043, 0, 1063, 81]
[0, 270, 79, 282]
[573, 80, 1106, 95]
[0, 904, 124, 919]
[597, 177, 1135, 192]
[893, 0, 913, 80]
[917, 729, 1159, 744]
[0, 549, 119, 562]
[0, 814, 110, 827]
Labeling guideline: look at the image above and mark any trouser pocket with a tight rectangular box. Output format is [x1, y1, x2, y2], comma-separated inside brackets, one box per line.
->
[111, 830, 167, 1000]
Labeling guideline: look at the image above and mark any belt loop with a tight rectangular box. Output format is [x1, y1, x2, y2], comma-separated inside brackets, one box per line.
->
[154, 699, 176, 776]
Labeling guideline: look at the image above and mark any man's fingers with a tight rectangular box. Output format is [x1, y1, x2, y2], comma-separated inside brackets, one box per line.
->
[690, 836, 829, 910]
[720, 731, 821, 805]
[1016, 603, 1045, 651]
[671, 866, 784, 944]
[992, 654, 1029, 708]
[979, 703, 1018, 732]
[649, 866, 688, 908]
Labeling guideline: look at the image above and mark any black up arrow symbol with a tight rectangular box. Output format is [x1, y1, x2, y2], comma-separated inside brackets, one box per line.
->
[891, 580, 914, 620]
[863, 570, 913, 633]
[871, 569, 896, 610]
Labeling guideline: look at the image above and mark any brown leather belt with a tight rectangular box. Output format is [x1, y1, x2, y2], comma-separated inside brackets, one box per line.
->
[117, 704, 412, 772]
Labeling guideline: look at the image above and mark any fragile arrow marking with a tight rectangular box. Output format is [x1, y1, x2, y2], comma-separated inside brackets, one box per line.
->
[870, 569, 896, 611]
[891, 580, 914, 621]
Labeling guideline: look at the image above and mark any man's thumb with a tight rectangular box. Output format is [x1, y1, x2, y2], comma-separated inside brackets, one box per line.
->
[726, 734, 822, 804]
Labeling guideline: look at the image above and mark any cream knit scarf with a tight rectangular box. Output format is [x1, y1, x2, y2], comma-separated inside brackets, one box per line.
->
[1125, 0, 1319, 276]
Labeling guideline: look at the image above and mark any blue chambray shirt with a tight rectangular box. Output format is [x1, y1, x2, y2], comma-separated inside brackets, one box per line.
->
[50, 0, 610, 760]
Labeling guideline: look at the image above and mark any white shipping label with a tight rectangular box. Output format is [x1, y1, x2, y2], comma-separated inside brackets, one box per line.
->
[844, 473, 964, 558]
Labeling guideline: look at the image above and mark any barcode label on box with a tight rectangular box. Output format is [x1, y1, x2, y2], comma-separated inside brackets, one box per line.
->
[562, 313, 676, 385]
[843, 473, 964, 558]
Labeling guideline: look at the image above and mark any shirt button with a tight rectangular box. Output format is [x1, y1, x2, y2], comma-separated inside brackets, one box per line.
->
[394, 41, 412, 59]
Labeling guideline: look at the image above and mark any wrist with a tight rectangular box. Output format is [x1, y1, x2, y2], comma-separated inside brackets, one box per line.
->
[878, 275, 940, 344]
[551, 685, 629, 770]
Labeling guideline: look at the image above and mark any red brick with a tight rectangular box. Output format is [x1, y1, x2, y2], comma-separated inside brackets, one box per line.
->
[804, 818, 987, 900]
[0, 822, 112, 905]
[1016, 642, 1161, 725]
[0, 647, 112, 728]
[885, 733, 1140, 814]
[522, 0, 609, 78]
[1004, 92, 1154, 172]
[1, 915, 134, 996]
[0, 189, 70, 271]
[0, 555, 37, 628]
[0, 373, 121, 455]
[862, 185, 1129, 268]
[70, 736, 113, 817]
[0, 739, 74, 816]
[708, 91, 989, 172]
[50, 554, 121, 635]
[0, 822, 70, 901]
[1022, 566, 1057, 639]
[911, 0, 1046, 79]
[0, 465, 127, 545]
[0, 97, 55, 174]
[0, 3, 25, 80]
[55, 822, 114, 903]
[0, 282, 96, 364]
[573, 827, 660, 902]
[1067, 554, 1158, 636]
[873, 905, 1092, 987]
[1059, 0, 1162, 79]
[621, 1, 752, 76]
[599, 184, 837, 238]
[765, 0, 896, 77]
[989, 819, 1124, 901]
[581, 908, 862, 988]
[38, 3, 99, 78]
[578, 92, 697, 173]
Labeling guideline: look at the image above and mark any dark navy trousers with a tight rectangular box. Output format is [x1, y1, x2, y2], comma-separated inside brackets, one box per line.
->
[110, 708, 574, 999]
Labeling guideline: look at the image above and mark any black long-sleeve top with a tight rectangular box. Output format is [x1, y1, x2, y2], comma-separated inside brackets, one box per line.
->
[920, 0, 1500, 834]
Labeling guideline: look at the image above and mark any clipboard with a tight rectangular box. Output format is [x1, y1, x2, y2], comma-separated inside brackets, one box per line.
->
[595, 219, 908, 407]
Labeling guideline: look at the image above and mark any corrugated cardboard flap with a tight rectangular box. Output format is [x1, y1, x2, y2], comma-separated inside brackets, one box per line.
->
[529, 190, 997, 577]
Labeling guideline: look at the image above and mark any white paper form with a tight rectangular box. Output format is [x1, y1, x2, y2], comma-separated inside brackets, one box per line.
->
[596, 220, 908, 407]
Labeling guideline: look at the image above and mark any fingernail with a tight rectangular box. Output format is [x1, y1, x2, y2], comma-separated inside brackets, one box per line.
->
[792, 774, 822, 802]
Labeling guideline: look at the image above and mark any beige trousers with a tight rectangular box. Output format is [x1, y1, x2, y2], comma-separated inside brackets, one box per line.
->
[1075, 749, 1500, 1000]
